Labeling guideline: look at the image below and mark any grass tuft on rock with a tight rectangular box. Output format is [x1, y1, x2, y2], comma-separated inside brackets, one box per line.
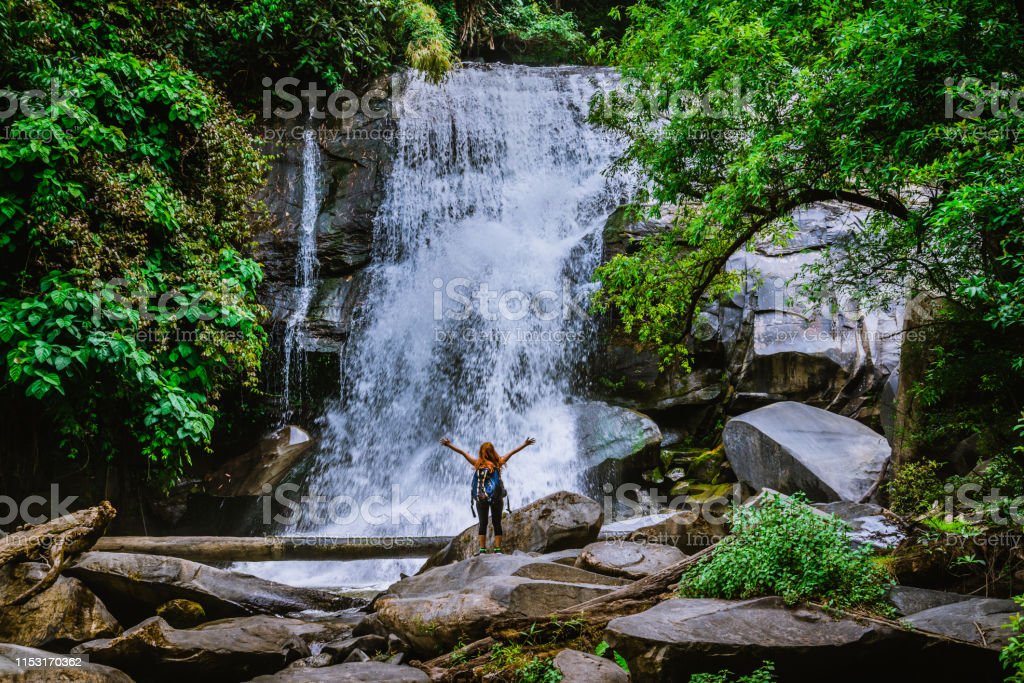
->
[679, 493, 893, 613]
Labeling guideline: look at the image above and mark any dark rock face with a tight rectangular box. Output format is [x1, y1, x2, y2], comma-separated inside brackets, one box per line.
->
[259, 77, 394, 285]
[605, 596, 1000, 682]
[67, 552, 356, 625]
[722, 401, 890, 502]
[420, 491, 603, 570]
[257, 76, 395, 416]
[204, 425, 314, 497]
[592, 201, 904, 432]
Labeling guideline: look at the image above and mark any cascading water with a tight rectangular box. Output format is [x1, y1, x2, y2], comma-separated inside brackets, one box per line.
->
[243, 65, 628, 589]
[280, 122, 323, 411]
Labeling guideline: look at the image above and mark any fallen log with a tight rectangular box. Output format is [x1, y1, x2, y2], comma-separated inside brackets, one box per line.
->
[93, 535, 450, 563]
[0, 501, 116, 606]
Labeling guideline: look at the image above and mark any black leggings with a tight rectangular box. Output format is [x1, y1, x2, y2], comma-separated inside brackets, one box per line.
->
[476, 496, 504, 537]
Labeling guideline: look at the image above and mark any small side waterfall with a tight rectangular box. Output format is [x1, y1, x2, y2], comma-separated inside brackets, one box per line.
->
[245, 65, 628, 588]
[281, 123, 323, 411]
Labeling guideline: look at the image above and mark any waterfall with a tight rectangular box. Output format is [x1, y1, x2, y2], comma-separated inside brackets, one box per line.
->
[244, 65, 628, 589]
[281, 122, 323, 412]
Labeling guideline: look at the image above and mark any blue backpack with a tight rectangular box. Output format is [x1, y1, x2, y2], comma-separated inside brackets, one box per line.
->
[471, 467, 510, 515]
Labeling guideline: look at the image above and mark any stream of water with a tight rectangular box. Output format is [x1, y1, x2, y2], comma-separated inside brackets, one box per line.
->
[280, 122, 324, 412]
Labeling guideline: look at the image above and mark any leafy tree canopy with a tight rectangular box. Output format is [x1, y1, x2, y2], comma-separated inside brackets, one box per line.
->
[591, 0, 1024, 380]
[0, 0, 452, 480]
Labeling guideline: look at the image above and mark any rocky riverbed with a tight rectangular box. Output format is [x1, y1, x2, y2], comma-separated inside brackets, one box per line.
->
[0, 482, 1019, 682]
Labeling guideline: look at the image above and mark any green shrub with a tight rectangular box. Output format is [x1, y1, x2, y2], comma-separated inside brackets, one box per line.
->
[1002, 596, 1024, 683]
[679, 493, 892, 612]
[690, 661, 776, 683]
[395, 0, 455, 83]
[594, 640, 629, 672]
[887, 460, 944, 516]
[516, 657, 563, 683]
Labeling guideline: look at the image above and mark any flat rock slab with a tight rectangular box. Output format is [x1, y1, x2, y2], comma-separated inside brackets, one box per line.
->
[723, 401, 890, 502]
[73, 615, 318, 682]
[904, 598, 1024, 649]
[248, 661, 429, 681]
[68, 552, 355, 624]
[553, 649, 629, 682]
[0, 643, 134, 682]
[575, 540, 686, 580]
[886, 586, 974, 617]
[605, 596, 999, 682]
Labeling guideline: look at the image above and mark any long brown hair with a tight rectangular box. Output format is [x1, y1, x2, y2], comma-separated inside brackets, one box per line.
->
[477, 442, 501, 471]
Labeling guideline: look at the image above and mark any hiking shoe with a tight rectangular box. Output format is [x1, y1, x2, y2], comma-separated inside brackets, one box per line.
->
[474, 548, 488, 556]
[493, 548, 504, 555]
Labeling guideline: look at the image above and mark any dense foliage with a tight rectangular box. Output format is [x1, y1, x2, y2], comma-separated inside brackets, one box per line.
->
[430, 0, 586, 63]
[1002, 596, 1024, 682]
[886, 460, 944, 516]
[679, 494, 892, 611]
[590, 0, 1024, 447]
[0, 0, 451, 480]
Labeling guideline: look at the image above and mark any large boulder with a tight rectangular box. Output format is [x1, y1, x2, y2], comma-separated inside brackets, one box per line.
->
[204, 426, 314, 497]
[420, 491, 603, 570]
[605, 597, 999, 682]
[67, 552, 357, 625]
[72, 616, 316, 682]
[376, 555, 618, 655]
[0, 563, 121, 649]
[249, 661, 430, 682]
[722, 401, 890, 502]
[0, 643, 134, 682]
[904, 598, 1024, 649]
[570, 402, 662, 486]
[575, 541, 685, 580]
[553, 649, 629, 683]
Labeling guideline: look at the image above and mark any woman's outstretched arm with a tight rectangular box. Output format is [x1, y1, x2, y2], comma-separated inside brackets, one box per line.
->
[500, 437, 536, 465]
[440, 437, 477, 467]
